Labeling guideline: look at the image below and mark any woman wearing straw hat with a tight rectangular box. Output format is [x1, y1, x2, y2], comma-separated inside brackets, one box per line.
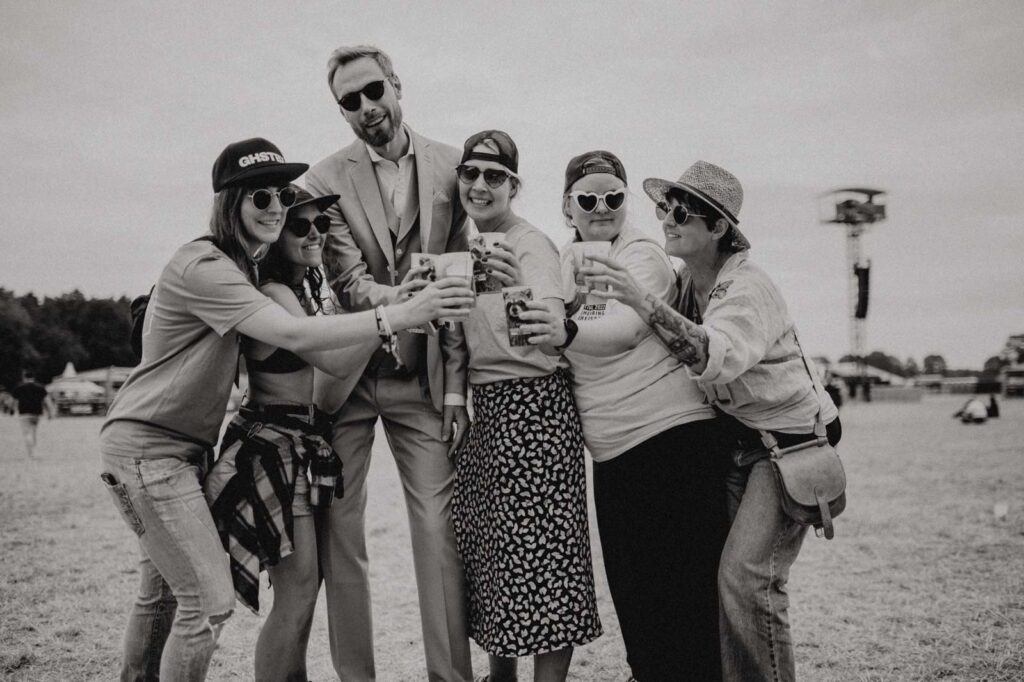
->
[521, 151, 729, 681]
[582, 160, 841, 682]
[99, 138, 474, 681]
[416, 130, 602, 682]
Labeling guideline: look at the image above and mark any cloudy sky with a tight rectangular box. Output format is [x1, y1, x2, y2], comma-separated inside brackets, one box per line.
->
[2, 1, 1021, 368]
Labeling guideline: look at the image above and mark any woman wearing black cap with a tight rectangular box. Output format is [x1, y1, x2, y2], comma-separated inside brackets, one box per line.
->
[203, 186, 382, 682]
[436, 130, 601, 681]
[581, 160, 841, 682]
[99, 138, 474, 681]
[522, 151, 729, 681]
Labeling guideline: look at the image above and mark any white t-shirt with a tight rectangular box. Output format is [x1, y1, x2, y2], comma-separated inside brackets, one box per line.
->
[563, 225, 714, 462]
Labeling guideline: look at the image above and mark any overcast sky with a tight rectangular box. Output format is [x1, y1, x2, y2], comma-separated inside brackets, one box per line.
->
[2, 1, 1021, 368]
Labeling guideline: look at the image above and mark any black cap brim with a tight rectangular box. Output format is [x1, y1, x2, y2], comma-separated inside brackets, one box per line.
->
[218, 162, 309, 192]
[290, 193, 340, 213]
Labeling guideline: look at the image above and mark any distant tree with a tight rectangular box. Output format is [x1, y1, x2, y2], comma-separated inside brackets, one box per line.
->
[903, 357, 920, 377]
[980, 355, 1010, 380]
[0, 290, 36, 388]
[859, 351, 902, 377]
[923, 354, 947, 375]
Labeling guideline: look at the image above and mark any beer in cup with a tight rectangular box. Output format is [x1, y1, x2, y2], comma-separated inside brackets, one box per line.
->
[565, 241, 612, 303]
[435, 251, 475, 329]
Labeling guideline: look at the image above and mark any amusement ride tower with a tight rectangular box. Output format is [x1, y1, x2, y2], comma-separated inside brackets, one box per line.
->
[819, 188, 887, 394]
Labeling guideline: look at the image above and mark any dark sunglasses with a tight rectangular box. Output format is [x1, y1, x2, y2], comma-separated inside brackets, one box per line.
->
[284, 214, 331, 238]
[656, 201, 705, 225]
[569, 189, 626, 213]
[248, 187, 297, 211]
[337, 80, 386, 112]
[456, 164, 515, 188]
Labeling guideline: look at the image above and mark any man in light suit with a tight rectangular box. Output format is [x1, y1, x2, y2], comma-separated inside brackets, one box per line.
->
[306, 45, 473, 681]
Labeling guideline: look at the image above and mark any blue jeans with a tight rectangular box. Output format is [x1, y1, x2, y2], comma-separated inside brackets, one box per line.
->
[719, 458, 806, 682]
[100, 421, 234, 682]
[719, 418, 842, 681]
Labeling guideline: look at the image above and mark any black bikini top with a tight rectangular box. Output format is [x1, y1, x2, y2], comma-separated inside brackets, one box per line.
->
[247, 347, 309, 374]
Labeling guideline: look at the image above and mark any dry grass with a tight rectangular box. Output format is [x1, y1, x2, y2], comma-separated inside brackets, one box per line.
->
[1, 394, 1021, 681]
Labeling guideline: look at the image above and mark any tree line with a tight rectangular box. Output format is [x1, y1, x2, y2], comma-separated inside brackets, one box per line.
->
[0, 288, 135, 390]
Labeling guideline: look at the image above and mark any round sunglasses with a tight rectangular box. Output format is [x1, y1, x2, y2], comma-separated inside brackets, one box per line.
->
[248, 187, 298, 211]
[337, 79, 386, 113]
[456, 164, 516, 188]
[656, 201, 706, 225]
[569, 189, 626, 213]
[284, 214, 331, 238]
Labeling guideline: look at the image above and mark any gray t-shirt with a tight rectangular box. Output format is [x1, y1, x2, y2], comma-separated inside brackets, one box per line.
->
[463, 221, 564, 385]
[103, 240, 273, 448]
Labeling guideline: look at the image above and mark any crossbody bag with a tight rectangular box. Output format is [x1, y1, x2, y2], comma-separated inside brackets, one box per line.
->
[758, 332, 846, 540]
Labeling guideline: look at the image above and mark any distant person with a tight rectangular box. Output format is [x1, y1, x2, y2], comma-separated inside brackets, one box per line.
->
[823, 369, 843, 410]
[305, 44, 474, 680]
[987, 393, 1000, 418]
[954, 397, 988, 424]
[98, 138, 471, 681]
[445, 131, 601, 681]
[580, 160, 840, 682]
[12, 371, 54, 456]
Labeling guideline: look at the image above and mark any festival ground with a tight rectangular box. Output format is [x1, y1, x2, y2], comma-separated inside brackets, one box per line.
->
[1, 394, 1021, 681]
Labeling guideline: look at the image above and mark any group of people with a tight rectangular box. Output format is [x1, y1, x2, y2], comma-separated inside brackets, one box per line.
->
[99, 44, 840, 682]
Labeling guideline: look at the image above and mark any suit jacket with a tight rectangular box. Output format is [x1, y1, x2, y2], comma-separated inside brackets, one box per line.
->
[306, 128, 469, 414]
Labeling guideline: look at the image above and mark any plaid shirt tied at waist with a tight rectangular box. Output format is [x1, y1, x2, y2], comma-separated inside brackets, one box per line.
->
[203, 404, 342, 613]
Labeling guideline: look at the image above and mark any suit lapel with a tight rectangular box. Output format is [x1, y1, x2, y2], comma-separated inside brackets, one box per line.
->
[403, 131, 434, 248]
[348, 145, 395, 268]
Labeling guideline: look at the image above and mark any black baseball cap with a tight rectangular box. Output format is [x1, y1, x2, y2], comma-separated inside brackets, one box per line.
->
[288, 186, 340, 213]
[563, 150, 627, 192]
[461, 129, 519, 173]
[211, 137, 309, 192]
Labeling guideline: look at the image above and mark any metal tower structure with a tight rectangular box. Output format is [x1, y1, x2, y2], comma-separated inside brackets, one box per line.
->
[819, 188, 887, 393]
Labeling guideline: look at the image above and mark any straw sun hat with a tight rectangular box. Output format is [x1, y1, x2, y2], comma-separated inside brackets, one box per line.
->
[642, 160, 751, 251]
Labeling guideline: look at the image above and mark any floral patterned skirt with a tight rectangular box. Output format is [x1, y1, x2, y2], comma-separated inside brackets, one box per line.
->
[453, 369, 602, 657]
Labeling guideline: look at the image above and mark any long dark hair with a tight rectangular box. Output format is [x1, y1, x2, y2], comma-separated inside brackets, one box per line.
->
[208, 185, 259, 284]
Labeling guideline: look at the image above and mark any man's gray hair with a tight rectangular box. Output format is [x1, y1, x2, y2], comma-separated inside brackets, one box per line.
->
[326, 45, 397, 94]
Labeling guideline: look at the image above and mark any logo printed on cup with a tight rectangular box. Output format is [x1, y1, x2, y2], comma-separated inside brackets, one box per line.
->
[502, 286, 533, 347]
[470, 232, 507, 294]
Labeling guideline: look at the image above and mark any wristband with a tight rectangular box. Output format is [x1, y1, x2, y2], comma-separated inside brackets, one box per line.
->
[375, 305, 404, 369]
[553, 318, 579, 352]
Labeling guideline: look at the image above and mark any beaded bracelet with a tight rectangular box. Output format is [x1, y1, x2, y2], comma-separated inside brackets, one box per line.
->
[374, 305, 403, 369]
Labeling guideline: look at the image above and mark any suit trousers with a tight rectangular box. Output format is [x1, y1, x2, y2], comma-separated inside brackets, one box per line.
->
[319, 373, 472, 682]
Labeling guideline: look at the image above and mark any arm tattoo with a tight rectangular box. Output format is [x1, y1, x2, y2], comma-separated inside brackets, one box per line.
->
[643, 293, 709, 366]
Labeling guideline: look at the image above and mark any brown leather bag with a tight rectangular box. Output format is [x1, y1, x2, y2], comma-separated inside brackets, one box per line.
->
[760, 425, 847, 539]
[759, 331, 847, 539]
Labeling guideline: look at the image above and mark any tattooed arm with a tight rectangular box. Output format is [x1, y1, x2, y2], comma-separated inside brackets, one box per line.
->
[636, 292, 710, 372]
[583, 254, 711, 370]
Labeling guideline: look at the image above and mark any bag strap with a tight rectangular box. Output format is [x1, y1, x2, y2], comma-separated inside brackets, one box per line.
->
[759, 326, 827, 455]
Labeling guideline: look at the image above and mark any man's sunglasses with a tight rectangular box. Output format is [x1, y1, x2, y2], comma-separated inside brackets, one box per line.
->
[656, 201, 705, 225]
[284, 214, 331, 239]
[337, 80, 386, 112]
[248, 187, 297, 211]
[456, 164, 515, 188]
[569, 189, 626, 213]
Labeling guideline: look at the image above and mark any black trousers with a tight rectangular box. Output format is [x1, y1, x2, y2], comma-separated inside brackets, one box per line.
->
[593, 418, 729, 682]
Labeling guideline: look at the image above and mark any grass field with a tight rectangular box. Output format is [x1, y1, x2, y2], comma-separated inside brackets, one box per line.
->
[1, 394, 1021, 681]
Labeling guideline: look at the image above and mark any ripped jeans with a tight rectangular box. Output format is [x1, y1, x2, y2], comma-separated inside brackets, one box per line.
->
[100, 421, 234, 682]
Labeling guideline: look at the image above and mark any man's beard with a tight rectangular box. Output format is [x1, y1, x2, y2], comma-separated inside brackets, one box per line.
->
[356, 108, 402, 147]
